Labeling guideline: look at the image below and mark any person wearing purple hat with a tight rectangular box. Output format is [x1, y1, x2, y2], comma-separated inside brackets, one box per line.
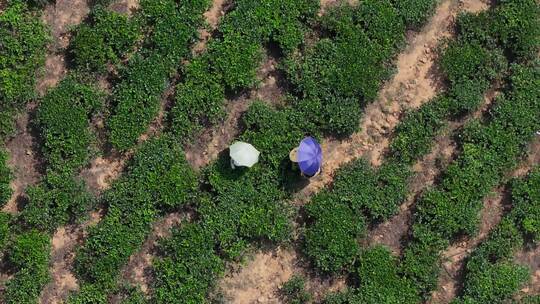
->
[290, 136, 323, 178]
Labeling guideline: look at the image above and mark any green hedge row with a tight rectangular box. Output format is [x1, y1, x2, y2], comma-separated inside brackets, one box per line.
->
[304, 159, 410, 273]
[169, 0, 318, 140]
[72, 136, 196, 295]
[391, 0, 438, 29]
[36, 76, 103, 173]
[3, 230, 51, 304]
[151, 101, 316, 300]
[285, 0, 406, 136]
[401, 60, 540, 297]
[21, 171, 94, 233]
[0, 0, 49, 138]
[280, 275, 312, 304]
[320, 246, 419, 304]
[454, 168, 540, 303]
[70, 5, 142, 73]
[107, 0, 210, 150]
[304, 0, 535, 277]
[2, 47, 105, 304]
[152, 223, 223, 304]
[302, 2, 513, 274]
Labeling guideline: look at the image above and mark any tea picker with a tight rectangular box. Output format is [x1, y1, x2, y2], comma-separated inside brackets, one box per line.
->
[229, 141, 260, 169]
[290, 136, 322, 178]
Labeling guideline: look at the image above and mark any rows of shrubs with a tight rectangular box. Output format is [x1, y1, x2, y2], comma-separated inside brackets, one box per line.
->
[68, 135, 197, 301]
[2, 70, 109, 303]
[301, 0, 514, 275]
[297, 1, 540, 302]
[0, 2, 54, 303]
[0, 0, 49, 139]
[452, 168, 540, 303]
[0, 2, 44, 276]
[148, 1, 444, 302]
[168, 0, 318, 140]
[319, 60, 540, 304]
[400, 0, 540, 295]
[106, 0, 211, 150]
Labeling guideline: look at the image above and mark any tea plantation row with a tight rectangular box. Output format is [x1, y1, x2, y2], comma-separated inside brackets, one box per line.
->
[302, 0, 539, 302]
[149, 0, 441, 303]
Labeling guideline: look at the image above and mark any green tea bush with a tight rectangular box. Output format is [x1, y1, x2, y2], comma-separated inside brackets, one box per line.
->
[169, 56, 225, 139]
[37, 76, 103, 173]
[280, 275, 312, 304]
[169, 0, 318, 139]
[67, 284, 108, 304]
[207, 34, 263, 91]
[388, 96, 449, 164]
[456, 220, 527, 303]
[201, 161, 292, 258]
[304, 191, 365, 273]
[153, 223, 224, 303]
[107, 53, 169, 150]
[107, 0, 210, 150]
[400, 224, 448, 294]
[303, 158, 410, 273]
[0, 0, 48, 138]
[331, 160, 410, 221]
[509, 167, 540, 242]
[21, 171, 94, 233]
[492, 0, 540, 61]
[0, 149, 13, 206]
[455, 170, 540, 303]
[353, 246, 419, 304]
[74, 136, 196, 288]
[285, 0, 405, 136]
[391, 0, 438, 28]
[70, 6, 141, 72]
[241, 102, 318, 172]
[4, 230, 51, 304]
[440, 41, 507, 86]
[402, 61, 540, 298]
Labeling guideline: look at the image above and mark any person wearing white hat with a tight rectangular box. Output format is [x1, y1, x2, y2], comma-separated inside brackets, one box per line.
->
[229, 141, 260, 169]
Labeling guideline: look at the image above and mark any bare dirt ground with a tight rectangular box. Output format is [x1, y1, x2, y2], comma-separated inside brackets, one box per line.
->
[516, 245, 540, 297]
[218, 247, 346, 304]
[365, 129, 456, 255]
[367, 83, 501, 256]
[2, 106, 43, 214]
[109, 0, 139, 16]
[430, 136, 540, 303]
[192, 0, 229, 55]
[36, 0, 89, 95]
[4, 0, 90, 212]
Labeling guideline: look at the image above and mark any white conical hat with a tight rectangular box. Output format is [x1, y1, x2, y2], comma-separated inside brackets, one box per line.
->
[229, 141, 260, 167]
